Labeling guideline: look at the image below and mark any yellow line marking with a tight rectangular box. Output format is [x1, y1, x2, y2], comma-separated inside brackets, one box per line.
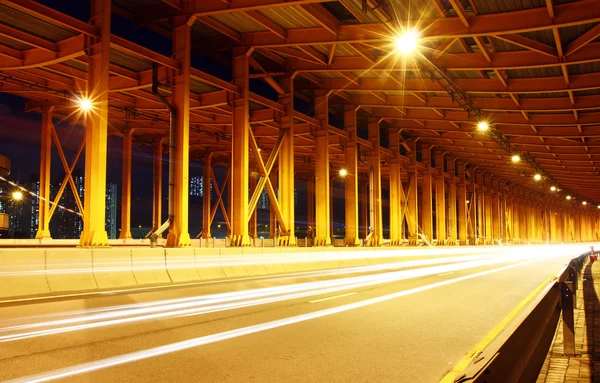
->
[439, 268, 562, 383]
[438, 272, 454, 276]
[309, 292, 357, 303]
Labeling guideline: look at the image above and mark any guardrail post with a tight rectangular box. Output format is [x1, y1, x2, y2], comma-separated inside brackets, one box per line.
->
[561, 281, 576, 355]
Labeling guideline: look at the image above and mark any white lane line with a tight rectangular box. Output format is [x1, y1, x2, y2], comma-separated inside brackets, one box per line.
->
[309, 292, 356, 303]
[438, 272, 453, 276]
[6, 257, 549, 383]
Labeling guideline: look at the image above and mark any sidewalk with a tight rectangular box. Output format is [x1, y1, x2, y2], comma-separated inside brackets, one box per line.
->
[537, 260, 600, 383]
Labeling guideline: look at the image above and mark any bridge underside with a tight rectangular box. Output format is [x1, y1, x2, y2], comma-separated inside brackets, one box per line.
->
[1, 0, 600, 247]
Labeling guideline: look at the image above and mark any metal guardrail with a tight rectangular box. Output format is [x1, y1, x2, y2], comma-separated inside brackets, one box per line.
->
[454, 251, 590, 383]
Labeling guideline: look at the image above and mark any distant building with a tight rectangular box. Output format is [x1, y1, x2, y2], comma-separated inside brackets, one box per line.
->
[29, 180, 40, 236]
[190, 176, 203, 197]
[105, 183, 117, 239]
[258, 188, 269, 210]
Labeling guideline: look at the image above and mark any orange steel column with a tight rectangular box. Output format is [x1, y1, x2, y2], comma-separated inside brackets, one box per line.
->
[201, 154, 211, 239]
[491, 178, 500, 243]
[505, 186, 513, 243]
[269, 171, 277, 239]
[468, 177, 477, 245]
[360, 181, 369, 240]
[420, 145, 433, 243]
[278, 75, 296, 246]
[307, 176, 315, 233]
[119, 127, 133, 239]
[166, 17, 192, 247]
[230, 47, 251, 246]
[513, 186, 521, 244]
[446, 159, 457, 246]
[388, 129, 402, 246]
[79, 0, 111, 247]
[314, 90, 331, 246]
[367, 118, 383, 246]
[249, 171, 257, 239]
[344, 105, 360, 246]
[435, 152, 446, 245]
[152, 138, 164, 234]
[476, 172, 485, 245]
[484, 175, 493, 244]
[36, 106, 54, 239]
[457, 161, 468, 245]
[406, 142, 418, 246]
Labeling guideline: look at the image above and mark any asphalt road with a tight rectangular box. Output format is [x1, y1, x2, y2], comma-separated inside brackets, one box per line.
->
[0, 245, 592, 383]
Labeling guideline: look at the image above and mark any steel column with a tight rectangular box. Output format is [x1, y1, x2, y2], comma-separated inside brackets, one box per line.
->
[388, 129, 403, 246]
[491, 178, 500, 243]
[35, 106, 53, 239]
[457, 161, 467, 245]
[314, 90, 330, 246]
[344, 105, 359, 246]
[119, 127, 133, 239]
[447, 159, 457, 246]
[367, 118, 383, 246]
[230, 47, 251, 246]
[277, 75, 296, 246]
[165, 17, 192, 247]
[484, 176, 493, 245]
[406, 142, 418, 246]
[435, 152, 446, 245]
[421, 145, 433, 243]
[152, 139, 163, 234]
[79, 0, 110, 247]
[201, 154, 211, 238]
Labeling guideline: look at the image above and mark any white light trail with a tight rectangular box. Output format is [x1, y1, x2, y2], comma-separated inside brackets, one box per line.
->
[0, 248, 573, 343]
[5, 256, 551, 383]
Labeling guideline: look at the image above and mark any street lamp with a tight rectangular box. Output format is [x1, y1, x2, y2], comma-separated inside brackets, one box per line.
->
[12, 191, 23, 201]
[533, 173, 542, 181]
[339, 168, 348, 177]
[76, 96, 93, 112]
[476, 121, 489, 132]
[566, 195, 572, 200]
[582, 201, 588, 206]
[395, 30, 420, 54]
[550, 186, 556, 191]
[511, 154, 521, 163]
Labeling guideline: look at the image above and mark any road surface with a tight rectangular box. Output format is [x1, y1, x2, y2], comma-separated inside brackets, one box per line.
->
[0, 244, 591, 382]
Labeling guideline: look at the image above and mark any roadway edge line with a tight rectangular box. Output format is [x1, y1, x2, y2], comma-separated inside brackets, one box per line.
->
[438, 264, 566, 383]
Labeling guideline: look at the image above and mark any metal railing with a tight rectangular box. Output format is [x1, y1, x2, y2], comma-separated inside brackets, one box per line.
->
[454, 251, 589, 383]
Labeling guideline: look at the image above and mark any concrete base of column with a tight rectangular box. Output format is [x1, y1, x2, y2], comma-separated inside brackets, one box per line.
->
[278, 236, 296, 246]
[79, 230, 109, 247]
[437, 239, 446, 246]
[345, 237, 360, 246]
[229, 234, 250, 247]
[447, 239, 457, 246]
[35, 230, 51, 239]
[459, 240, 468, 246]
[166, 232, 191, 247]
[119, 232, 132, 240]
[314, 237, 331, 246]
[389, 239, 402, 246]
[408, 236, 418, 246]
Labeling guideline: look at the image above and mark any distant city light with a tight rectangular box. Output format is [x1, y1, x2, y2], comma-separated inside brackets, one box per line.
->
[511, 154, 521, 163]
[395, 30, 420, 54]
[476, 121, 489, 132]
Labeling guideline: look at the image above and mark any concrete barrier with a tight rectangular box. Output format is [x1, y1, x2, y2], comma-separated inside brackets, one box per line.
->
[219, 248, 249, 278]
[0, 248, 50, 298]
[165, 248, 200, 283]
[92, 248, 137, 289]
[131, 248, 171, 286]
[195, 248, 226, 280]
[242, 248, 269, 276]
[45, 249, 97, 292]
